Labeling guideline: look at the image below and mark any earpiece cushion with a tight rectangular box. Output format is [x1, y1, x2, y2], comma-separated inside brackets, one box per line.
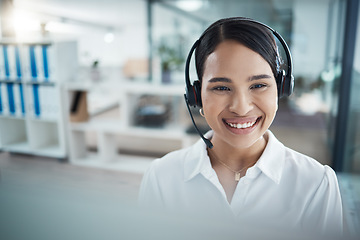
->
[286, 75, 295, 97]
[276, 70, 286, 98]
[277, 70, 294, 98]
[185, 85, 196, 107]
[193, 80, 202, 107]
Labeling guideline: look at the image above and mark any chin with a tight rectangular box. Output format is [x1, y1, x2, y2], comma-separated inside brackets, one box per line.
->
[229, 137, 263, 149]
[214, 130, 265, 150]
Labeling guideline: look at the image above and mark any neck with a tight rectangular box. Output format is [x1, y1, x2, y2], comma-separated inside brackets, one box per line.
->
[209, 133, 268, 170]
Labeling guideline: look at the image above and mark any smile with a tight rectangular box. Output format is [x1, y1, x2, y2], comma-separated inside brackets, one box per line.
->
[224, 117, 261, 129]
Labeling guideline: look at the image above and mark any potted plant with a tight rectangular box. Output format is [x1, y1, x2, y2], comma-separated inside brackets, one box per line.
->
[157, 43, 184, 84]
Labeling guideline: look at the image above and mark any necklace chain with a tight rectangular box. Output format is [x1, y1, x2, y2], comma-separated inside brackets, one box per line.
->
[209, 149, 256, 181]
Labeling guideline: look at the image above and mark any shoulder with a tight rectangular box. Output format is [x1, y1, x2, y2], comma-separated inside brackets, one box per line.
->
[260, 131, 336, 185]
[284, 146, 324, 171]
[151, 146, 191, 169]
[144, 144, 196, 181]
[264, 130, 336, 185]
[281, 149, 343, 234]
[138, 145, 195, 206]
[147, 135, 208, 175]
[282, 146, 338, 187]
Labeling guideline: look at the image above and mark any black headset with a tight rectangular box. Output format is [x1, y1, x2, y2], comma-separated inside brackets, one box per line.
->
[184, 18, 294, 109]
[183, 18, 295, 149]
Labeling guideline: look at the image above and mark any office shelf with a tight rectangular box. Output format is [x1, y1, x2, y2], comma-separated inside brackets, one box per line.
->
[0, 41, 77, 159]
[65, 82, 201, 165]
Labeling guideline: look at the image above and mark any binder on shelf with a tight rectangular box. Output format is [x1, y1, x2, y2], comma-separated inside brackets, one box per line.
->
[2, 45, 10, 79]
[26, 84, 33, 116]
[32, 84, 41, 117]
[0, 82, 8, 115]
[13, 83, 25, 117]
[47, 44, 56, 81]
[19, 84, 25, 115]
[21, 45, 31, 80]
[0, 83, 3, 114]
[3, 45, 17, 80]
[29, 45, 38, 80]
[15, 46, 22, 79]
[0, 46, 6, 79]
[6, 83, 16, 115]
[35, 45, 45, 81]
[28, 84, 60, 119]
[13, 83, 20, 116]
[47, 86, 59, 119]
[39, 85, 45, 118]
[39, 85, 57, 120]
[42, 45, 50, 81]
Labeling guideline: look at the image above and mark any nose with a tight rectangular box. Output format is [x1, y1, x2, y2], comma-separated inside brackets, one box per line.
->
[228, 91, 253, 115]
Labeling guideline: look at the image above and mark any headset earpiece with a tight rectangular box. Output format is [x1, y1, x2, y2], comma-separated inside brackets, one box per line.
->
[184, 40, 202, 108]
[277, 70, 286, 98]
[288, 75, 295, 96]
[193, 80, 202, 107]
[185, 80, 202, 108]
[276, 70, 294, 98]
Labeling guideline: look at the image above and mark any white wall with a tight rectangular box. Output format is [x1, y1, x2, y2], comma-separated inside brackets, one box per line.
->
[292, 0, 330, 80]
[12, 0, 149, 68]
[77, 25, 148, 67]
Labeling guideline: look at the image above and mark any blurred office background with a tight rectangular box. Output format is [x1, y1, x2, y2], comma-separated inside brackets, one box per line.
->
[0, 0, 359, 239]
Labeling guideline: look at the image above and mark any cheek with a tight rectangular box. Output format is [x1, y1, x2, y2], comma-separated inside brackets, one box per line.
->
[261, 92, 278, 118]
[201, 87, 213, 110]
[201, 93, 227, 127]
[201, 89, 228, 112]
[268, 101, 278, 117]
[202, 95, 221, 115]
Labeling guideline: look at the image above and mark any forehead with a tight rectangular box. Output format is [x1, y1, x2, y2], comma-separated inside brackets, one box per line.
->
[203, 40, 273, 78]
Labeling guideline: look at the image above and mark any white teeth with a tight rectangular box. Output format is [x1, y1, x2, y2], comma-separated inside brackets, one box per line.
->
[227, 120, 257, 129]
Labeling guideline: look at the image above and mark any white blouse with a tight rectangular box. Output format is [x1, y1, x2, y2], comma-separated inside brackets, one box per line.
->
[138, 130, 343, 236]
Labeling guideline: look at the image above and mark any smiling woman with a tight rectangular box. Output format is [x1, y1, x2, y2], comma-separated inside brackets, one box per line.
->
[201, 41, 278, 155]
[138, 17, 343, 238]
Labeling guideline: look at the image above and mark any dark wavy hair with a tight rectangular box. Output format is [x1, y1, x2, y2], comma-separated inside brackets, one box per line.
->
[195, 17, 281, 82]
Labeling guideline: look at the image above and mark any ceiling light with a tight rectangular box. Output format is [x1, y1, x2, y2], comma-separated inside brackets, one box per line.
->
[175, 0, 203, 12]
[104, 32, 115, 43]
[12, 9, 41, 34]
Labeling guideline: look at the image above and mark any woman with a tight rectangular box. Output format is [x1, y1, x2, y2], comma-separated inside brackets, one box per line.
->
[138, 17, 343, 236]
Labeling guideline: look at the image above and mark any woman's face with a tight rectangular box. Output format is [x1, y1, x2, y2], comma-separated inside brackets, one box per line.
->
[201, 40, 278, 150]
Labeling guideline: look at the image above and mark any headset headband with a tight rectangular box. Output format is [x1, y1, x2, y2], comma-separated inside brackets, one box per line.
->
[185, 39, 200, 91]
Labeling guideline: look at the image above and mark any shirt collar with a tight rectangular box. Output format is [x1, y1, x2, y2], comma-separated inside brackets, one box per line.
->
[183, 131, 213, 182]
[254, 130, 286, 184]
[183, 130, 286, 184]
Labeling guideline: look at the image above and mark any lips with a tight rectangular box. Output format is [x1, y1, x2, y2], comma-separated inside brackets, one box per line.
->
[224, 117, 262, 130]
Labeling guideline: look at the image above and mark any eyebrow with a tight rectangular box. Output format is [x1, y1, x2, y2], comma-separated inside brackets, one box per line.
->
[207, 74, 272, 83]
[248, 74, 273, 81]
[208, 77, 231, 83]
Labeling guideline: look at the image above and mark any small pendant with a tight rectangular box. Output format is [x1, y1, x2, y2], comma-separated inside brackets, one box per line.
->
[235, 172, 241, 181]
